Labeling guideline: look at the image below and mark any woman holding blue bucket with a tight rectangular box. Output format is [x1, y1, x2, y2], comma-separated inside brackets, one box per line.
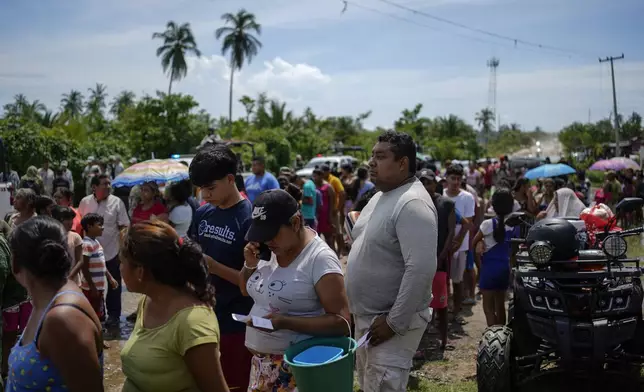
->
[240, 189, 351, 392]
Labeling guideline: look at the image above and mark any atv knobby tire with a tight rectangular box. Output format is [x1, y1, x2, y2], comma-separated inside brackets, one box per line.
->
[477, 326, 514, 392]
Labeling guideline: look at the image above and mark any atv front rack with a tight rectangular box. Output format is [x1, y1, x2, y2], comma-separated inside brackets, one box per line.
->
[515, 250, 641, 278]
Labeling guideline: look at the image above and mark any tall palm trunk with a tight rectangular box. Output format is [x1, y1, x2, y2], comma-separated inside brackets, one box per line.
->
[227, 59, 234, 138]
[168, 70, 174, 95]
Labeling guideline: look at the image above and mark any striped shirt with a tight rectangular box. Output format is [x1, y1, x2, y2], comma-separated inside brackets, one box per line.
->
[81, 237, 107, 291]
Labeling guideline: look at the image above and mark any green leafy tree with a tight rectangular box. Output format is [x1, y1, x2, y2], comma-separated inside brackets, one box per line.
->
[215, 9, 262, 134]
[153, 21, 202, 95]
[394, 104, 431, 143]
[621, 112, 642, 140]
[239, 95, 256, 123]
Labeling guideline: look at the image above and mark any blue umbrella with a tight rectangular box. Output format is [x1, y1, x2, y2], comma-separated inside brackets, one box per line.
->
[524, 163, 576, 180]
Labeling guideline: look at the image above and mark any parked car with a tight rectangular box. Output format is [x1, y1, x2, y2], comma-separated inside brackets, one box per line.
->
[296, 155, 359, 179]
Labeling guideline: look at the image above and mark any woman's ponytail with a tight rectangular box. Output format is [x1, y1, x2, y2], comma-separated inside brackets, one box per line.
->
[121, 221, 216, 307]
[178, 238, 216, 308]
[491, 188, 514, 244]
[494, 214, 506, 244]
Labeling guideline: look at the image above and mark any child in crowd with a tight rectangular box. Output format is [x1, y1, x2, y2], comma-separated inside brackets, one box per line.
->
[74, 213, 119, 322]
[472, 188, 518, 327]
[52, 206, 83, 284]
[34, 195, 56, 216]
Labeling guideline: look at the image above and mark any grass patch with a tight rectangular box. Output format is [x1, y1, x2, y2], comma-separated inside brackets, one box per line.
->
[626, 236, 644, 257]
[354, 379, 476, 392]
[408, 380, 477, 392]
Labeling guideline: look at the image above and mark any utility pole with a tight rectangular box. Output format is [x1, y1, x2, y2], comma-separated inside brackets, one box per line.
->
[599, 54, 624, 157]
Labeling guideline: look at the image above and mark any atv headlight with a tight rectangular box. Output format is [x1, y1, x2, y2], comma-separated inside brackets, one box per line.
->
[529, 241, 553, 264]
[602, 235, 627, 258]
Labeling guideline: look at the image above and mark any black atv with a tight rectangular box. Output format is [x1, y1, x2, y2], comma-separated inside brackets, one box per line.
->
[476, 216, 644, 391]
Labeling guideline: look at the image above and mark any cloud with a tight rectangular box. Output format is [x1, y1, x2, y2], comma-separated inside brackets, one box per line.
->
[1, 0, 642, 132]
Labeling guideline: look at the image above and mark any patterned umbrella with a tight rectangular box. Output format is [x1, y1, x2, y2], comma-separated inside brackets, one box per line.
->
[524, 163, 576, 180]
[589, 157, 640, 171]
[112, 159, 189, 188]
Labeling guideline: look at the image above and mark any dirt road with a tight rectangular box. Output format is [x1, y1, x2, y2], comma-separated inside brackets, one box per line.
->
[411, 298, 643, 392]
[512, 136, 563, 159]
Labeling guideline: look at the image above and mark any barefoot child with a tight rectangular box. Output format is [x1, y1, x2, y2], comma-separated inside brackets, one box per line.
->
[472, 188, 517, 327]
[70, 213, 119, 322]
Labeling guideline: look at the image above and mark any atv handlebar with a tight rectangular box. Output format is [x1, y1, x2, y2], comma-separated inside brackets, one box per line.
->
[612, 225, 644, 238]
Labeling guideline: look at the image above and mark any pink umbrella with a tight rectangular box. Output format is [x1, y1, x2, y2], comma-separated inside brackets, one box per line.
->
[589, 157, 640, 171]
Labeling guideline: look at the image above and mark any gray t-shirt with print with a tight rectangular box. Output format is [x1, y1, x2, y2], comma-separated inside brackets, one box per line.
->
[245, 235, 343, 355]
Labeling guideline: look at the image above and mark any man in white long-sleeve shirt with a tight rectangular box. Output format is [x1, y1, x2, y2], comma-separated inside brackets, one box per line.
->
[346, 130, 438, 392]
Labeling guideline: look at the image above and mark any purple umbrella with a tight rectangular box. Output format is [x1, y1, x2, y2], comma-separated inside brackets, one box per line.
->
[589, 157, 640, 171]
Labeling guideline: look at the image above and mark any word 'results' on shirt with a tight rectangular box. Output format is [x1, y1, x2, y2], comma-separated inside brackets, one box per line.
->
[188, 199, 254, 334]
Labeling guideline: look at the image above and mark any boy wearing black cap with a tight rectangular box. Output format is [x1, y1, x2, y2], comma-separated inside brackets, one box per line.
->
[188, 145, 254, 391]
[416, 169, 455, 350]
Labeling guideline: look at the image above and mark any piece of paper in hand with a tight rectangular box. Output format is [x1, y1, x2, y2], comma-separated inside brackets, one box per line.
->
[232, 313, 251, 323]
[251, 316, 274, 330]
[356, 333, 369, 348]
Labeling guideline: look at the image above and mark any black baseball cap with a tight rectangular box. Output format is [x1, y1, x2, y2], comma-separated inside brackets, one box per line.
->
[245, 189, 300, 243]
[417, 169, 439, 182]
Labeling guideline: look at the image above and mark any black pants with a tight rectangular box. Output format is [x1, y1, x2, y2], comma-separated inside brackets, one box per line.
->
[105, 256, 121, 320]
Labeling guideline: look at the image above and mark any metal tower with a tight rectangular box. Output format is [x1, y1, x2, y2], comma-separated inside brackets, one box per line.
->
[487, 57, 500, 132]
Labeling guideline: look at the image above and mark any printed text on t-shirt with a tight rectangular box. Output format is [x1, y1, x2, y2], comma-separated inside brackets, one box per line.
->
[198, 220, 236, 244]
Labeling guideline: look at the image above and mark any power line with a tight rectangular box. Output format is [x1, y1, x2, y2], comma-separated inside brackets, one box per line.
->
[372, 0, 596, 58]
[343, 0, 577, 58]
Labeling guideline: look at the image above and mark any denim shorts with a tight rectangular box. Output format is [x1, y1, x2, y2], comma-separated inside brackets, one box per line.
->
[466, 250, 475, 270]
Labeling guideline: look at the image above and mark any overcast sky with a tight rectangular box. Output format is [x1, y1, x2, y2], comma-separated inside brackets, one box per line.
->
[1, 0, 643, 131]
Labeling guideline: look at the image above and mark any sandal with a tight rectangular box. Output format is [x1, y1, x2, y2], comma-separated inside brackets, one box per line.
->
[441, 344, 456, 351]
[451, 315, 468, 325]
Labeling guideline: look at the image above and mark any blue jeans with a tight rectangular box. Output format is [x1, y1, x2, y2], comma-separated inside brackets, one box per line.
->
[105, 256, 121, 321]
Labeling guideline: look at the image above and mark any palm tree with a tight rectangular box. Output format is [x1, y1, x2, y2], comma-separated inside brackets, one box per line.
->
[39, 110, 60, 128]
[215, 9, 262, 133]
[110, 90, 136, 119]
[153, 21, 201, 95]
[476, 107, 495, 146]
[13, 94, 29, 111]
[60, 90, 85, 118]
[87, 83, 108, 116]
[23, 100, 47, 121]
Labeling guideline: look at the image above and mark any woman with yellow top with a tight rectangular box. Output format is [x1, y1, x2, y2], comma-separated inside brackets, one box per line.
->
[119, 221, 229, 392]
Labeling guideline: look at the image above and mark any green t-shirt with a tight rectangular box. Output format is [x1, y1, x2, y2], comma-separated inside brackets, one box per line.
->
[120, 298, 220, 392]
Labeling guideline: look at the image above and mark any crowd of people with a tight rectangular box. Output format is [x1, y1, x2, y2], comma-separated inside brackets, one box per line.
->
[0, 132, 642, 392]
